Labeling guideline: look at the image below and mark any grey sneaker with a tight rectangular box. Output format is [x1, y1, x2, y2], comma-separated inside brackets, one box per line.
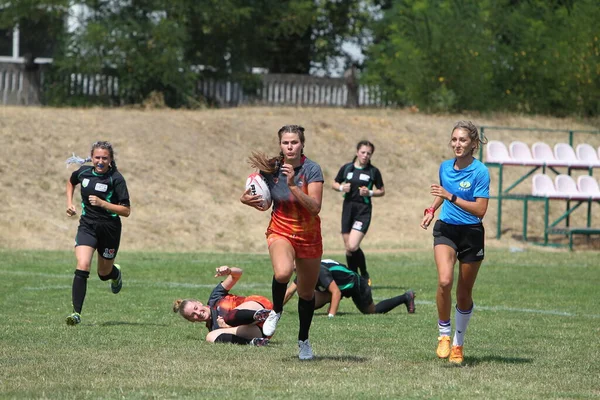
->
[253, 309, 271, 323]
[262, 310, 281, 336]
[298, 339, 314, 360]
[249, 337, 270, 347]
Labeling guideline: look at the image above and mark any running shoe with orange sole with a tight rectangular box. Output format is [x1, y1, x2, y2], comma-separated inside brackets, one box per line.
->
[449, 345, 464, 364]
[436, 336, 451, 358]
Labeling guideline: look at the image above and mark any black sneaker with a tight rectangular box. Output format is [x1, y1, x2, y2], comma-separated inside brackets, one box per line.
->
[66, 312, 81, 326]
[111, 264, 122, 294]
[250, 338, 270, 347]
[405, 290, 416, 314]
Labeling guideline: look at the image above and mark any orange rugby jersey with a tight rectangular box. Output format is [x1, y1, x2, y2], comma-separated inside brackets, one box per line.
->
[262, 156, 324, 244]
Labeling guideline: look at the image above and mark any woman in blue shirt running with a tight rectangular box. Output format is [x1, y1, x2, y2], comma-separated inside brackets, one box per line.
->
[420, 121, 490, 365]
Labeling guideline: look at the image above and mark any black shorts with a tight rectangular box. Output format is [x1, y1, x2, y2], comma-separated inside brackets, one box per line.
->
[432, 220, 485, 262]
[341, 201, 372, 234]
[351, 276, 374, 313]
[75, 219, 122, 260]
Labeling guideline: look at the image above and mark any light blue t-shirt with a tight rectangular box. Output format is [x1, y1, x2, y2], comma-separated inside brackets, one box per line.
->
[438, 158, 490, 225]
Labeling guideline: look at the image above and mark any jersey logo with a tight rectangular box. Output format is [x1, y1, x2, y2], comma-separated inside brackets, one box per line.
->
[459, 181, 472, 189]
[359, 173, 370, 181]
[82, 178, 89, 188]
[95, 183, 108, 192]
[102, 248, 116, 259]
[346, 172, 354, 180]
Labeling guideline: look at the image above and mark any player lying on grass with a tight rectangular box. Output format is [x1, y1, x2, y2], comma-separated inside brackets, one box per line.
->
[173, 266, 273, 346]
[283, 259, 415, 317]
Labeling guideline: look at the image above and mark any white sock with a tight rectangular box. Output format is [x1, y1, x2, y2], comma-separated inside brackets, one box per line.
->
[453, 304, 474, 346]
[438, 319, 451, 337]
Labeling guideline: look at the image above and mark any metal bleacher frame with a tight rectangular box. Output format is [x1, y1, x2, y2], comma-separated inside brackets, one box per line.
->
[480, 126, 600, 250]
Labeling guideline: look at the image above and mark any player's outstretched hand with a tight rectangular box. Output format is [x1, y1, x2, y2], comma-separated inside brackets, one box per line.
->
[215, 266, 231, 277]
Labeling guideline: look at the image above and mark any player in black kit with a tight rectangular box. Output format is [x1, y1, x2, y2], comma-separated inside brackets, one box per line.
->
[284, 259, 415, 317]
[333, 140, 385, 285]
[65, 141, 131, 325]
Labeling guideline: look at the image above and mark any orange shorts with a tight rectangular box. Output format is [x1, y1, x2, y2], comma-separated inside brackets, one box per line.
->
[244, 295, 273, 311]
[266, 233, 323, 259]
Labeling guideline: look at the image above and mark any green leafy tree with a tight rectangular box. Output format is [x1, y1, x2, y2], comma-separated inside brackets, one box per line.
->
[363, 0, 599, 116]
[363, 0, 496, 111]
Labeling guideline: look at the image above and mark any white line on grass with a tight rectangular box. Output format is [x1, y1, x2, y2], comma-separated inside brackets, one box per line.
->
[369, 299, 600, 319]
[7, 269, 598, 319]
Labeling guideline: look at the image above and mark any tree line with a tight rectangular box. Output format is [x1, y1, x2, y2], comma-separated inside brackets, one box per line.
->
[1, 0, 598, 116]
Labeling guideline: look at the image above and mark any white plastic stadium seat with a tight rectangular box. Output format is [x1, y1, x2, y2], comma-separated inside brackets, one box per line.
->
[554, 143, 589, 168]
[486, 140, 515, 164]
[575, 143, 600, 168]
[532, 142, 569, 166]
[509, 141, 542, 166]
[577, 175, 600, 200]
[532, 174, 565, 198]
[554, 174, 586, 199]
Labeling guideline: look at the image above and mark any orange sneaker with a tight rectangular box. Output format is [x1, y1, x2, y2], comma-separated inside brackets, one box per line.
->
[436, 336, 451, 358]
[449, 345, 464, 364]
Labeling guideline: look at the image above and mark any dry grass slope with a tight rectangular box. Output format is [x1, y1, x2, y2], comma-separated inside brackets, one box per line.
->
[1, 106, 599, 253]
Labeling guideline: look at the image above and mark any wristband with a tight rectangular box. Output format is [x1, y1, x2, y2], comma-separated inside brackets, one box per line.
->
[450, 194, 457, 203]
[328, 313, 334, 318]
[338, 185, 344, 192]
[424, 207, 435, 216]
[368, 190, 374, 197]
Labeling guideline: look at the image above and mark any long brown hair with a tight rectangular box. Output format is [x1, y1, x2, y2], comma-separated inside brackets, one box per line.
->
[248, 125, 306, 173]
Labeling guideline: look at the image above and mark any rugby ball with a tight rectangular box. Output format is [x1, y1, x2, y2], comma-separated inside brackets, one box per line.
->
[245, 172, 272, 211]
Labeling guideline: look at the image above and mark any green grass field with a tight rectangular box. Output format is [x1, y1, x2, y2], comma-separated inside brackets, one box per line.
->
[1, 249, 598, 399]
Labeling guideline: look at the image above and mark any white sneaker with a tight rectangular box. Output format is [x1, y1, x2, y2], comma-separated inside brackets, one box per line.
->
[298, 339, 314, 360]
[262, 310, 281, 337]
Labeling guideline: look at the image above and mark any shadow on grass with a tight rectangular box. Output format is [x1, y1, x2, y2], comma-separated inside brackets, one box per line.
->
[95, 321, 169, 327]
[286, 355, 369, 363]
[463, 355, 533, 367]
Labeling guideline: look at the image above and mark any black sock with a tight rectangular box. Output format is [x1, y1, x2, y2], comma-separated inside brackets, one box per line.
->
[213, 333, 252, 345]
[272, 276, 288, 313]
[348, 248, 368, 278]
[345, 252, 358, 273]
[298, 296, 315, 341]
[98, 264, 119, 281]
[375, 293, 407, 314]
[72, 270, 89, 314]
[223, 309, 256, 326]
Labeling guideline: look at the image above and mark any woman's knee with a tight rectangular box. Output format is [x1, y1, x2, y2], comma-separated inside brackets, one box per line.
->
[273, 267, 293, 282]
[455, 289, 473, 307]
[296, 287, 315, 300]
[346, 243, 360, 253]
[205, 331, 219, 343]
[76, 260, 91, 271]
[437, 278, 453, 292]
